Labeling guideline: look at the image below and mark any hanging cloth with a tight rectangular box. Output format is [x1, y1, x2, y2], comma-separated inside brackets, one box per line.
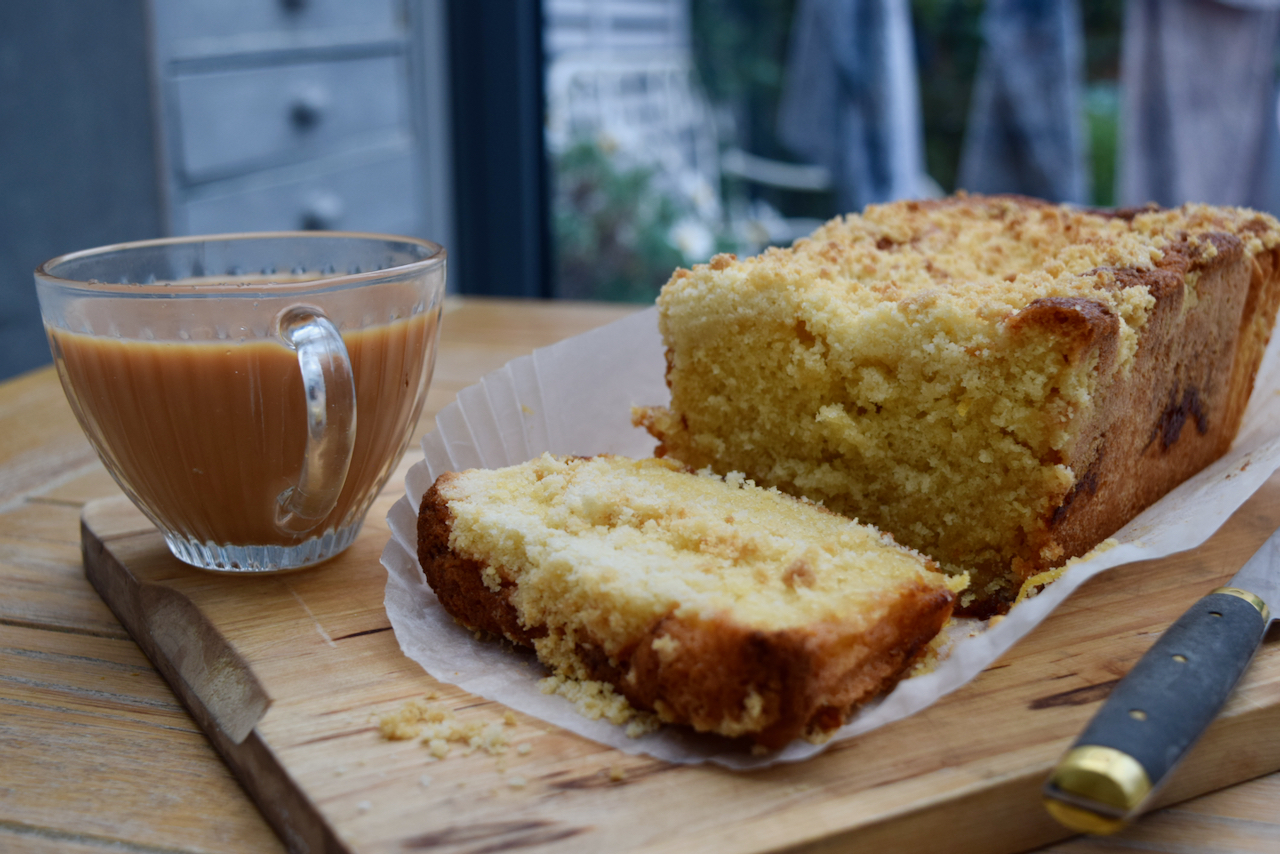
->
[777, 0, 927, 210]
[957, 0, 1090, 203]
[1118, 0, 1280, 210]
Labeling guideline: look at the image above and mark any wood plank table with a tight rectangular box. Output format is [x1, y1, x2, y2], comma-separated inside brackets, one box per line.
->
[3, 297, 1279, 853]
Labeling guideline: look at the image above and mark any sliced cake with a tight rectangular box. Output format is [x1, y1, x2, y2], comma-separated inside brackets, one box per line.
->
[417, 453, 963, 748]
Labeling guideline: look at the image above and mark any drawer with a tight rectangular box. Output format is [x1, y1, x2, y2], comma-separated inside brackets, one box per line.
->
[172, 54, 408, 181]
[151, 0, 402, 59]
[177, 145, 422, 237]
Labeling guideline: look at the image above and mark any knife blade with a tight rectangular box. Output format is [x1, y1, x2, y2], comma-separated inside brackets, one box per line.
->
[1042, 526, 1279, 835]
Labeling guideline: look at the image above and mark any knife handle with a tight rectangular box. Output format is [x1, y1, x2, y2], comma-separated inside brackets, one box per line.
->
[1044, 589, 1268, 835]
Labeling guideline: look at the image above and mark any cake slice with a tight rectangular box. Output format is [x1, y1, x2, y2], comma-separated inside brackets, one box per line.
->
[635, 194, 1280, 615]
[417, 453, 963, 748]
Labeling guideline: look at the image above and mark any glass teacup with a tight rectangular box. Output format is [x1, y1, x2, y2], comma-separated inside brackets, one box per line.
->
[35, 232, 446, 572]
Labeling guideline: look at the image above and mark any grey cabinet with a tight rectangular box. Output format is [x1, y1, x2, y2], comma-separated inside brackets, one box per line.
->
[148, 0, 452, 245]
[0, 0, 453, 380]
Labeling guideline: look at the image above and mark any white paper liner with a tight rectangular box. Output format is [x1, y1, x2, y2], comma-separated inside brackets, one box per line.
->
[382, 306, 1280, 769]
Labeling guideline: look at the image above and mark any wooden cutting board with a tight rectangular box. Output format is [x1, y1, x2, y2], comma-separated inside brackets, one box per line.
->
[81, 464, 1280, 854]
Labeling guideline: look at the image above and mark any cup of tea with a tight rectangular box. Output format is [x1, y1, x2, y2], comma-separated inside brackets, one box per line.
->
[35, 232, 446, 573]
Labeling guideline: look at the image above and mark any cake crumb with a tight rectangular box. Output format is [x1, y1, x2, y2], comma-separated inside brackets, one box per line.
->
[378, 698, 512, 758]
[538, 674, 661, 734]
[419, 774, 432, 788]
[608, 764, 625, 782]
[625, 717, 661, 738]
[516, 742, 533, 755]
[650, 634, 680, 661]
[907, 624, 953, 677]
[801, 726, 834, 745]
[509, 775, 528, 789]
[1011, 538, 1117, 606]
[357, 801, 372, 813]
[1013, 537, 1116, 612]
[377, 698, 432, 740]
[1013, 566, 1068, 605]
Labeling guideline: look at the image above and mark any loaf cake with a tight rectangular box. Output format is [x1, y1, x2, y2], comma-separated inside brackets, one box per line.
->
[417, 453, 963, 748]
[635, 194, 1280, 615]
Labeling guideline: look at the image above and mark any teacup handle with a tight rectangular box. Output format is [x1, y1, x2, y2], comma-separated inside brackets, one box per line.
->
[274, 306, 356, 536]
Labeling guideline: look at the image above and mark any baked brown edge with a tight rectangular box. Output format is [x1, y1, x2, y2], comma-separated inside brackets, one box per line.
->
[1027, 235, 1280, 585]
[417, 475, 542, 646]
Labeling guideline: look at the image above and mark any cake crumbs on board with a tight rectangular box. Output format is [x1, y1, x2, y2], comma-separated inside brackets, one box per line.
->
[375, 695, 634, 790]
[377, 696, 513, 760]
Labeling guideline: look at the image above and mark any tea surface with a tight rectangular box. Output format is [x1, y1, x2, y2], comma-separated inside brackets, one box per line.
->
[50, 312, 437, 546]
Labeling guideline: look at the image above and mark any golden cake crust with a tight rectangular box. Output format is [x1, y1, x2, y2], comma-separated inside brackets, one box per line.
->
[1031, 231, 1279, 579]
[416, 457, 956, 748]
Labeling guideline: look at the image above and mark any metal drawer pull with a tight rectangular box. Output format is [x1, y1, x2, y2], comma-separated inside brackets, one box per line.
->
[300, 191, 344, 231]
[289, 87, 329, 131]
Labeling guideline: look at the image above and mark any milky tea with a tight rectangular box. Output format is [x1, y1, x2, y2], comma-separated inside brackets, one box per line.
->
[36, 234, 446, 572]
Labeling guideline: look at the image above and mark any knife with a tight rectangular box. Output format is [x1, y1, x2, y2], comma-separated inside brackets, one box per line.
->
[1042, 526, 1280, 835]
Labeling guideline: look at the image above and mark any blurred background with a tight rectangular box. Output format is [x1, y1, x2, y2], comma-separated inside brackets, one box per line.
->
[4, 0, 1280, 379]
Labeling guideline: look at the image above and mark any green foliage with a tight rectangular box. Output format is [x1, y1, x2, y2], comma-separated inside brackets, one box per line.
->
[912, 0, 986, 194]
[1081, 0, 1123, 207]
[1081, 0, 1124, 82]
[1086, 82, 1119, 208]
[551, 139, 692, 303]
[689, 0, 794, 131]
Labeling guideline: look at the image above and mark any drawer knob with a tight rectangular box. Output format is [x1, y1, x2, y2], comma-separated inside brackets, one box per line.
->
[289, 85, 328, 132]
[300, 192, 343, 231]
[290, 98, 324, 131]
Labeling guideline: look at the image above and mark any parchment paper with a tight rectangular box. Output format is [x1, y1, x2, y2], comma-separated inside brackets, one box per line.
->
[381, 306, 1280, 769]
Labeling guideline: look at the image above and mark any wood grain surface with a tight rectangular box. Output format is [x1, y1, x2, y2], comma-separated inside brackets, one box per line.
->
[3, 297, 1280, 853]
[77, 471, 1280, 854]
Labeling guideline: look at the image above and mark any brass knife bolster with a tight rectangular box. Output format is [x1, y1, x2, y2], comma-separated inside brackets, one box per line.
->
[1212, 586, 1271, 622]
[1044, 745, 1152, 835]
[1044, 589, 1269, 835]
